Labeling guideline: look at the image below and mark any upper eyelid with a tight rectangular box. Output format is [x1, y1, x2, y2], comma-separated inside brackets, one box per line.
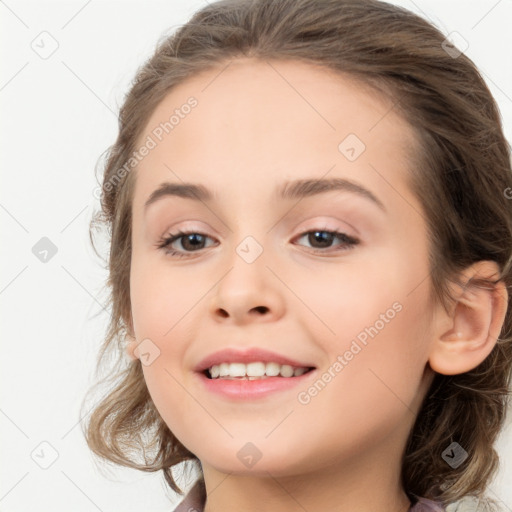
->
[164, 226, 355, 238]
[160, 230, 359, 261]
[161, 227, 360, 247]
[163, 216, 359, 237]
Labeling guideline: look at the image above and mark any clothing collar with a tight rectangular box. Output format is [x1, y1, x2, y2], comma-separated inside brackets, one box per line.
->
[171, 480, 445, 512]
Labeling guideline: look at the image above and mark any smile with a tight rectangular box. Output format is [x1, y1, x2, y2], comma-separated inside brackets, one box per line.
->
[206, 361, 312, 379]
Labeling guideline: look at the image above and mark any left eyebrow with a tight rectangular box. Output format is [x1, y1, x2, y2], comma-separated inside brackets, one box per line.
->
[144, 177, 386, 213]
[277, 177, 386, 212]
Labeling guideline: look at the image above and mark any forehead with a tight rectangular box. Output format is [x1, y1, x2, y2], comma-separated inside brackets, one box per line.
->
[132, 58, 418, 209]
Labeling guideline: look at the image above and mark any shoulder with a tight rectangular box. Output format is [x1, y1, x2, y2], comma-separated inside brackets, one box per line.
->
[410, 497, 446, 512]
[170, 479, 206, 512]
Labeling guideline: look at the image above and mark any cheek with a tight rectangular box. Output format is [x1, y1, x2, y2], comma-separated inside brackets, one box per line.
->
[327, 290, 431, 425]
[130, 255, 203, 341]
[297, 245, 432, 402]
[140, 361, 202, 459]
[289, 294, 431, 465]
[129, 256, 211, 433]
[284, 249, 413, 342]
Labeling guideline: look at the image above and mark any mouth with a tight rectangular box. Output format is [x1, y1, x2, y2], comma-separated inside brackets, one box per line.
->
[193, 347, 317, 399]
[196, 363, 318, 401]
[202, 362, 316, 380]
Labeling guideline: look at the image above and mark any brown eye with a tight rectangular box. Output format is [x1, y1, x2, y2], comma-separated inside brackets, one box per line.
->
[175, 233, 208, 251]
[294, 230, 359, 252]
[156, 230, 217, 257]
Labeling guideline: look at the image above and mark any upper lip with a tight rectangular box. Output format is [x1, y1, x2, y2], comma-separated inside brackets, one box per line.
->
[194, 347, 316, 372]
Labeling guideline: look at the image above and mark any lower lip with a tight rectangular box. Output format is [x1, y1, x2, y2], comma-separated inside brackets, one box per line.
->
[195, 369, 317, 400]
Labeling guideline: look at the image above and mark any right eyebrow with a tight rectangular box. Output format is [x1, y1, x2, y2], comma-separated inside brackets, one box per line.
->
[144, 182, 211, 212]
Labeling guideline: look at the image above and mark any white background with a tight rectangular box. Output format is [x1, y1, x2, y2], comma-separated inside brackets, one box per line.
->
[1, 1, 511, 511]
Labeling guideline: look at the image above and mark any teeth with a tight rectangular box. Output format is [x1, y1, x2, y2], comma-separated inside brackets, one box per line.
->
[247, 362, 266, 376]
[293, 367, 307, 376]
[280, 364, 294, 377]
[207, 362, 311, 379]
[265, 362, 281, 376]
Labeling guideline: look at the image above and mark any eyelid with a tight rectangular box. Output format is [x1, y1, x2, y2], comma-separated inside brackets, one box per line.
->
[159, 217, 361, 243]
[156, 220, 362, 259]
[294, 218, 359, 238]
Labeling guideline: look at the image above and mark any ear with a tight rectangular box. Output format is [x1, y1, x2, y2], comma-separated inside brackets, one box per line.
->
[428, 261, 508, 375]
[123, 311, 140, 361]
[125, 332, 140, 362]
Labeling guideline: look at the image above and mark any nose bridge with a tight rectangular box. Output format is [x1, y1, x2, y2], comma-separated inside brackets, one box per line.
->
[208, 228, 285, 323]
[222, 232, 269, 300]
[223, 208, 271, 272]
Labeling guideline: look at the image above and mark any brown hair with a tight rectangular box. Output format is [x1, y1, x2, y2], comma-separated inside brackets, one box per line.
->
[82, 0, 512, 508]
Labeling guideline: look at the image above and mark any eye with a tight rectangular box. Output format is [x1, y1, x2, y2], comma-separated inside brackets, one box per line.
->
[293, 229, 359, 253]
[156, 228, 360, 259]
[155, 230, 217, 258]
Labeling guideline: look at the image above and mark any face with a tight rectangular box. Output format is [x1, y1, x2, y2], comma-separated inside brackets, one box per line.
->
[129, 58, 437, 477]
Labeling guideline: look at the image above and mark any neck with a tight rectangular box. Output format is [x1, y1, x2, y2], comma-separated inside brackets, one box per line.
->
[201, 441, 412, 512]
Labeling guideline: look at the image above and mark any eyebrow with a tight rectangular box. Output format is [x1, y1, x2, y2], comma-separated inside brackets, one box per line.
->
[144, 177, 386, 212]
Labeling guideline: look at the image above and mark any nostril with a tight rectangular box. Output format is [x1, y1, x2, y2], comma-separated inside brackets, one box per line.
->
[252, 306, 269, 314]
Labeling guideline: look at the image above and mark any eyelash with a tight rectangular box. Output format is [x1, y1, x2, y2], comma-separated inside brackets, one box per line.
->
[155, 228, 360, 259]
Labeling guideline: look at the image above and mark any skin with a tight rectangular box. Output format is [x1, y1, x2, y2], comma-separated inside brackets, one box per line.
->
[126, 58, 508, 512]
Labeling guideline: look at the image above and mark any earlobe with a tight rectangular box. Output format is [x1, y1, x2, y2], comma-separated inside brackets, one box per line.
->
[124, 312, 139, 361]
[125, 333, 140, 361]
[428, 261, 508, 376]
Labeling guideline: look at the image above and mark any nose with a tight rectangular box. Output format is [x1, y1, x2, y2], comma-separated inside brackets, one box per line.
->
[208, 243, 285, 325]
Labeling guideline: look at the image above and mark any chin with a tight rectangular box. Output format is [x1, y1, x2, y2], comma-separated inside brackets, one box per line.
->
[197, 441, 310, 477]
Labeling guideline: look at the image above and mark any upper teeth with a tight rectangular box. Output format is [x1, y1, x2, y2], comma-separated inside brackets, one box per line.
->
[208, 362, 309, 379]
